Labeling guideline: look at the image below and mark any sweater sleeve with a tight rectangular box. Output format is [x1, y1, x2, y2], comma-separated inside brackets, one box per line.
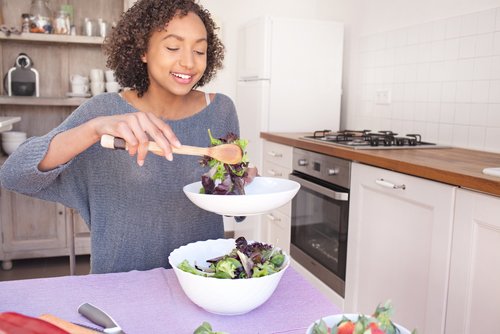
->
[0, 94, 113, 205]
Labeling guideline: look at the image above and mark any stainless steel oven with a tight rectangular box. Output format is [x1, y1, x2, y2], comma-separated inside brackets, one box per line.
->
[289, 148, 351, 297]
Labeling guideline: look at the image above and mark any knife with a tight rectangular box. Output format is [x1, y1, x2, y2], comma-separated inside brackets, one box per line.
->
[77, 303, 126, 334]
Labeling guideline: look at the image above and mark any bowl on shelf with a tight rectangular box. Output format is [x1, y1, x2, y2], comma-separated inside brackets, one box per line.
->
[1, 131, 27, 155]
[183, 176, 300, 216]
[168, 238, 290, 315]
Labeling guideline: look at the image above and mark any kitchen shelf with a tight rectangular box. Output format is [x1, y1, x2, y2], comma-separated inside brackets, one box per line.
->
[0, 96, 88, 107]
[0, 33, 104, 45]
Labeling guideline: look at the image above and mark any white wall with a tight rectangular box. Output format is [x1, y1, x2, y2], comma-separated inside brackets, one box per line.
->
[346, 0, 500, 152]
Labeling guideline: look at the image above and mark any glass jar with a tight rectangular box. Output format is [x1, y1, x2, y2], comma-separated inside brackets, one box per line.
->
[53, 10, 70, 35]
[29, 0, 53, 34]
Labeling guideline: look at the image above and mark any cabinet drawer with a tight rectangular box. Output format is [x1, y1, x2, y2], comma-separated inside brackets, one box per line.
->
[263, 210, 291, 254]
[262, 160, 292, 216]
[262, 141, 292, 168]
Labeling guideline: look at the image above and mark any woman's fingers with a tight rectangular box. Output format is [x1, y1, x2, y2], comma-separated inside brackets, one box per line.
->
[142, 113, 181, 161]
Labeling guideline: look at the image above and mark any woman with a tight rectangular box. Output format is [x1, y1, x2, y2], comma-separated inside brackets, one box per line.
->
[0, 0, 238, 274]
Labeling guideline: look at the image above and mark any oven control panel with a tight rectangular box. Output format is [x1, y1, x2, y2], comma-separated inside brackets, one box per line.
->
[292, 148, 351, 189]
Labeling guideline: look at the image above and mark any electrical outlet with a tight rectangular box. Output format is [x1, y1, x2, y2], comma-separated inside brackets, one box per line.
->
[375, 89, 391, 105]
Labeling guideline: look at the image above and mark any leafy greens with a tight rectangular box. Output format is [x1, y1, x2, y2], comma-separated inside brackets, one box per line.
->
[199, 130, 249, 195]
[178, 237, 286, 279]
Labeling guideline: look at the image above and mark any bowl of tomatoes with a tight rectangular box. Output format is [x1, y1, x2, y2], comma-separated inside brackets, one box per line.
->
[306, 302, 413, 334]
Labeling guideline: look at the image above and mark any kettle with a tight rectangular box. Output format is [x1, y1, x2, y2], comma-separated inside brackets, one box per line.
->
[4, 53, 40, 97]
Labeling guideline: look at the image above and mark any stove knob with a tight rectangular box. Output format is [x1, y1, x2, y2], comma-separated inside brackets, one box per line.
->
[298, 159, 308, 166]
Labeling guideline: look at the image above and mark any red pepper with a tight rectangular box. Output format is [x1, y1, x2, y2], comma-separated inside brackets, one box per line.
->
[0, 312, 69, 334]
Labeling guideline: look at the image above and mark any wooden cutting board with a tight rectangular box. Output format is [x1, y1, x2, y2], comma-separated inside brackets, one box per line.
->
[39, 314, 101, 334]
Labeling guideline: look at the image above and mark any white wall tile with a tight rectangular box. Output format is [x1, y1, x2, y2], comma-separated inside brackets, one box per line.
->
[485, 127, 500, 152]
[430, 41, 446, 62]
[459, 36, 477, 58]
[455, 81, 473, 103]
[445, 16, 461, 39]
[404, 83, 416, 102]
[427, 102, 441, 122]
[490, 56, 500, 79]
[487, 103, 500, 127]
[493, 31, 500, 54]
[454, 103, 471, 124]
[489, 80, 500, 103]
[426, 122, 440, 142]
[416, 63, 430, 82]
[471, 80, 490, 103]
[456, 59, 475, 80]
[473, 57, 492, 80]
[438, 124, 454, 144]
[475, 33, 494, 57]
[441, 82, 457, 102]
[477, 9, 496, 34]
[415, 83, 429, 102]
[414, 102, 428, 121]
[468, 126, 486, 148]
[444, 39, 460, 60]
[432, 20, 446, 41]
[440, 103, 455, 123]
[428, 82, 443, 102]
[469, 103, 489, 126]
[452, 125, 469, 146]
[460, 13, 478, 37]
[429, 62, 446, 82]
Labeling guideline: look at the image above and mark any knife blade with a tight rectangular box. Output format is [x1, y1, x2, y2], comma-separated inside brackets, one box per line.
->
[77, 303, 126, 334]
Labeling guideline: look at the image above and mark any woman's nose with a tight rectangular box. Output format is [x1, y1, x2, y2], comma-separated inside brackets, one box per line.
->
[179, 50, 195, 69]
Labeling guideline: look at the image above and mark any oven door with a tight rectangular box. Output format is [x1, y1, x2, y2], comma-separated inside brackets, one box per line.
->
[289, 172, 349, 297]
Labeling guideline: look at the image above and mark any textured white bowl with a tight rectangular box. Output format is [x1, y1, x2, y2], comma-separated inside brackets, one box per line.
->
[305, 313, 412, 334]
[2, 140, 23, 155]
[1, 131, 27, 140]
[168, 238, 290, 315]
[183, 176, 300, 216]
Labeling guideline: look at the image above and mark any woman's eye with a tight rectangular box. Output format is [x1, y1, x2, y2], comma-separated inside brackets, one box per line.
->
[194, 50, 206, 55]
[166, 47, 179, 51]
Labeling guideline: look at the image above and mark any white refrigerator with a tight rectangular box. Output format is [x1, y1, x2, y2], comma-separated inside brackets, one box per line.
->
[233, 16, 344, 240]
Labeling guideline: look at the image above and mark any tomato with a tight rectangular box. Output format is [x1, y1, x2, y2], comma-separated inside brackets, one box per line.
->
[337, 320, 355, 334]
[368, 322, 385, 334]
[0, 312, 69, 334]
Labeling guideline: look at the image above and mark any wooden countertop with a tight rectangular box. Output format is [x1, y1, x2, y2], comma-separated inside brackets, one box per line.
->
[261, 132, 500, 197]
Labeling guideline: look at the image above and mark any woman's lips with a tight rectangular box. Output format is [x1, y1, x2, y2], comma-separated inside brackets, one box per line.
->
[171, 72, 194, 84]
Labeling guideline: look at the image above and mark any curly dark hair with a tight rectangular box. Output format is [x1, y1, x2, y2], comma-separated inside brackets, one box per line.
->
[103, 0, 225, 97]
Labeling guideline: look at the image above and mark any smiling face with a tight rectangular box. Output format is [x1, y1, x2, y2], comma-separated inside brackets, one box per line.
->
[141, 11, 208, 97]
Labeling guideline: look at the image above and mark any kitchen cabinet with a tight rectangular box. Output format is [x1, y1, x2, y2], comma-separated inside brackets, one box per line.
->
[445, 189, 500, 334]
[261, 140, 293, 253]
[0, 188, 67, 270]
[345, 162, 455, 333]
[233, 140, 293, 243]
[0, 0, 124, 270]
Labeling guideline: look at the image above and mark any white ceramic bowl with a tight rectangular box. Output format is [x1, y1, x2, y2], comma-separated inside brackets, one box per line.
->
[306, 313, 412, 334]
[168, 238, 290, 315]
[2, 140, 25, 155]
[183, 176, 300, 216]
[1, 131, 27, 140]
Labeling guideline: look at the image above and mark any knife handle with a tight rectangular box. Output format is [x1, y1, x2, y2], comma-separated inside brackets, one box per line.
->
[78, 303, 119, 331]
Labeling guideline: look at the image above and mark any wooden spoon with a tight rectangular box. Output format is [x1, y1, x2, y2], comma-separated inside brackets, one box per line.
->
[100, 134, 243, 164]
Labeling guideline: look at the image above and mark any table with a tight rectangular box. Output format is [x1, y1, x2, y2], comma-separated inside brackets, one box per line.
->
[0, 267, 341, 334]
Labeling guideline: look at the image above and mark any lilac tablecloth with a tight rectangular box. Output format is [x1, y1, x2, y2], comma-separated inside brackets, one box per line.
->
[0, 267, 341, 334]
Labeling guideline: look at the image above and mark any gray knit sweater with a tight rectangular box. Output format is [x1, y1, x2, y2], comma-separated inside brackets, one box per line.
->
[0, 92, 239, 274]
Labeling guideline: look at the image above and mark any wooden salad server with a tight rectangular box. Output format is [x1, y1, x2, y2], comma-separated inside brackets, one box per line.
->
[100, 134, 243, 164]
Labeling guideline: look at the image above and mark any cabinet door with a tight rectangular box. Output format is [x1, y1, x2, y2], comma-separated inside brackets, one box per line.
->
[0, 188, 66, 252]
[263, 210, 290, 253]
[71, 209, 91, 255]
[445, 189, 500, 334]
[345, 163, 455, 333]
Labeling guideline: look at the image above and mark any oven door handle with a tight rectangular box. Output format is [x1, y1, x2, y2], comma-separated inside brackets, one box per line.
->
[289, 174, 349, 201]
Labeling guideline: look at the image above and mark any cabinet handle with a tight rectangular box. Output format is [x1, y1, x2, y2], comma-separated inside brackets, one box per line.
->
[267, 151, 283, 158]
[266, 214, 281, 222]
[375, 178, 406, 190]
[267, 169, 282, 177]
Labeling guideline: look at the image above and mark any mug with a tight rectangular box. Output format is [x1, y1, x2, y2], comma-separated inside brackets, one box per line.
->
[91, 81, 105, 96]
[72, 83, 89, 94]
[105, 81, 120, 93]
[105, 70, 115, 82]
[70, 74, 89, 85]
[90, 69, 104, 82]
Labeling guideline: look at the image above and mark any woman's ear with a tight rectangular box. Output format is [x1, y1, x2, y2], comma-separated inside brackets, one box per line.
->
[141, 54, 147, 63]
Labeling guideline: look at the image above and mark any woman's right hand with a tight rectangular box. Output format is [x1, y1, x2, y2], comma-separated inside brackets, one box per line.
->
[91, 111, 181, 166]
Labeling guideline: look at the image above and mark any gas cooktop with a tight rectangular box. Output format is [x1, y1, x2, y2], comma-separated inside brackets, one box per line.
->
[302, 130, 449, 150]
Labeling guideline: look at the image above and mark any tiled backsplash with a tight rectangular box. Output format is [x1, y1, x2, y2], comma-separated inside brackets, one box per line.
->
[351, 7, 500, 153]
